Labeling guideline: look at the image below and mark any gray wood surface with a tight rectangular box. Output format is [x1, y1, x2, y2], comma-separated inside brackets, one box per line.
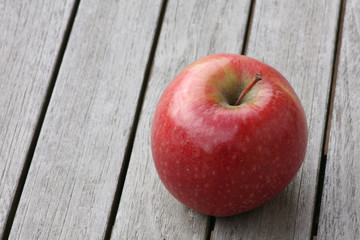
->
[8, 0, 162, 239]
[318, 0, 360, 239]
[2, 0, 357, 239]
[213, 0, 341, 239]
[0, 0, 75, 236]
[110, 0, 252, 239]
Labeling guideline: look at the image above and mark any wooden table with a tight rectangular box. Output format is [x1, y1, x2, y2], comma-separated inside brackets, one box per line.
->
[1, 0, 358, 239]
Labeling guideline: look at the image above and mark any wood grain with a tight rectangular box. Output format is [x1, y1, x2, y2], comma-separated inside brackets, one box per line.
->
[0, 0, 75, 236]
[318, 0, 360, 239]
[8, 0, 163, 239]
[110, 0, 252, 239]
[213, 0, 341, 239]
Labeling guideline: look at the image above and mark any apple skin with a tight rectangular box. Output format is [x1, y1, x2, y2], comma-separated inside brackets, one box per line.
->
[151, 54, 308, 217]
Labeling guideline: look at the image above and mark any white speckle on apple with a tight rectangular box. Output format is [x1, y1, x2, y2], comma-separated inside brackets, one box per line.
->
[212, 171, 216, 175]
[203, 144, 211, 153]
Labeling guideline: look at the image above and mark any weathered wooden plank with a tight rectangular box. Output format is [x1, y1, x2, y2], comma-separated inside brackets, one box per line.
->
[8, 0, 163, 239]
[110, 0, 252, 239]
[213, 0, 341, 239]
[318, 0, 360, 239]
[0, 0, 75, 236]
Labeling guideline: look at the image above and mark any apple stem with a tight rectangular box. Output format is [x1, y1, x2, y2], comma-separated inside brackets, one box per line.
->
[235, 73, 263, 106]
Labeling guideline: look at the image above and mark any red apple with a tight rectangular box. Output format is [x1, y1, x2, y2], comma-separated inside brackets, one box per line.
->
[151, 54, 308, 217]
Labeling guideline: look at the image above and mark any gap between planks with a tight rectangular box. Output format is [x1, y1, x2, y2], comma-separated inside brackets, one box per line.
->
[102, 0, 169, 239]
[310, 0, 347, 239]
[0, 1, 82, 239]
[241, 0, 257, 56]
[206, 0, 257, 239]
